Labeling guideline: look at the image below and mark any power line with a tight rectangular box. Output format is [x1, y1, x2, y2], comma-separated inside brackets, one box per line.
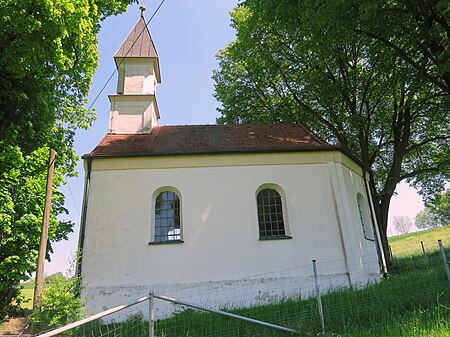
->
[65, 1, 167, 224]
[67, 0, 166, 222]
[66, 179, 81, 217]
[87, 0, 167, 112]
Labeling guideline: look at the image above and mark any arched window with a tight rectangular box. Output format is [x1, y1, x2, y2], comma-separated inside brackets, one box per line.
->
[357, 193, 375, 241]
[257, 188, 289, 240]
[153, 190, 182, 243]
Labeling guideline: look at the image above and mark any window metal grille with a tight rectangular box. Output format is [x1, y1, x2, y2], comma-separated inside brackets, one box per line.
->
[154, 191, 181, 243]
[357, 201, 366, 234]
[357, 197, 375, 241]
[257, 188, 287, 239]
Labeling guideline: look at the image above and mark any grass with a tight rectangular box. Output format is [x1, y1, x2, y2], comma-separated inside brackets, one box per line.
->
[20, 281, 34, 310]
[92, 269, 450, 337]
[389, 226, 450, 257]
[79, 227, 450, 337]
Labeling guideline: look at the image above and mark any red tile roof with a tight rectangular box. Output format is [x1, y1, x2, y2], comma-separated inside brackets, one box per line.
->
[85, 124, 338, 158]
[114, 17, 158, 59]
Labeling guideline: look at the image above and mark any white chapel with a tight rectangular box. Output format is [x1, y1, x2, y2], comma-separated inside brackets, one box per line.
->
[78, 12, 385, 316]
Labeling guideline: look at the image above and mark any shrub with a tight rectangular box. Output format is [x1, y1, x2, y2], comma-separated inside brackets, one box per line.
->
[31, 275, 84, 329]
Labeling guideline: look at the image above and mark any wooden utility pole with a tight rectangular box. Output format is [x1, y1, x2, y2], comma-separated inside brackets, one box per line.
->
[33, 148, 56, 311]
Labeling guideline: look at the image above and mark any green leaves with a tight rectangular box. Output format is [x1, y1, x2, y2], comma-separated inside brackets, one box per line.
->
[0, 0, 138, 321]
[214, 0, 450, 265]
[416, 188, 450, 229]
[0, 145, 74, 320]
[0, 0, 138, 151]
[31, 275, 84, 329]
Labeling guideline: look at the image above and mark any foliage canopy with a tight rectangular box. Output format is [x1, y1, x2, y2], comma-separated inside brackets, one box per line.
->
[214, 0, 450, 263]
[392, 215, 414, 235]
[415, 188, 450, 229]
[0, 0, 136, 321]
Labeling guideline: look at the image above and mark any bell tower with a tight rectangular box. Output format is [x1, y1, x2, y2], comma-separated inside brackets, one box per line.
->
[108, 9, 161, 134]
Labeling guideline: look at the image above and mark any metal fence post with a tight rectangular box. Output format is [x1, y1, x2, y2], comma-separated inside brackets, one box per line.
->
[312, 260, 325, 333]
[438, 240, 450, 284]
[149, 291, 155, 337]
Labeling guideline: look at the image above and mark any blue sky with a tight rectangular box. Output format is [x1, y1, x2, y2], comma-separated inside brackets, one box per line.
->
[46, 1, 423, 275]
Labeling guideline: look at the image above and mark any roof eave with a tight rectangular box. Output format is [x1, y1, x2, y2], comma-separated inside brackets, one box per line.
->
[113, 56, 161, 83]
[82, 146, 341, 160]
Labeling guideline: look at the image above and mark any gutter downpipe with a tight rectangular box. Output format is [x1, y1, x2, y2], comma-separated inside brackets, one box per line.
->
[76, 157, 93, 278]
[362, 168, 387, 275]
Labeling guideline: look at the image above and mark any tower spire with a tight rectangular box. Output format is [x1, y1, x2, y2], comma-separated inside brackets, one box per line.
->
[109, 6, 161, 135]
[140, 0, 146, 18]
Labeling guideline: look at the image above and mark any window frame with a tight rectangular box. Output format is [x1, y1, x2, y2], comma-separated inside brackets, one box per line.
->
[357, 193, 375, 242]
[256, 184, 292, 241]
[149, 187, 184, 245]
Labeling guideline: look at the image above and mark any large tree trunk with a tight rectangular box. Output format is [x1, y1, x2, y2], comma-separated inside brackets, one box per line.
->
[374, 87, 411, 270]
[368, 176, 392, 269]
[368, 158, 406, 271]
[360, 133, 395, 270]
[376, 198, 392, 268]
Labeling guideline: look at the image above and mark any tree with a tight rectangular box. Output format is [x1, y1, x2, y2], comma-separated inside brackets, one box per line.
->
[393, 215, 414, 235]
[44, 272, 65, 285]
[415, 188, 450, 228]
[429, 188, 450, 226]
[415, 209, 439, 229]
[213, 0, 450, 267]
[345, 0, 450, 96]
[0, 0, 138, 152]
[0, 0, 137, 322]
[0, 145, 72, 320]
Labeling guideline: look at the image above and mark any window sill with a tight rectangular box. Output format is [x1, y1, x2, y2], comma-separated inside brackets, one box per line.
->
[148, 240, 184, 245]
[364, 237, 375, 242]
[259, 235, 292, 241]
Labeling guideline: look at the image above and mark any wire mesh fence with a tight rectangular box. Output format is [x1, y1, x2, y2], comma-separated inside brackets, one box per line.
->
[35, 242, 450, 337]
[35, 295, 151, 337]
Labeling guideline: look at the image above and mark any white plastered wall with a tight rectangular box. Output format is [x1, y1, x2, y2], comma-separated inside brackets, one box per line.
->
[108, 95, 157, 134]
[80, 151, 381, 315]
[326, 154, 382, 286]
[116, 58, 157, 95]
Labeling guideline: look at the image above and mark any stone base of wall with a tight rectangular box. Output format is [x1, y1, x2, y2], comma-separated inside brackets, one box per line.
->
[81, 271, 380, 321]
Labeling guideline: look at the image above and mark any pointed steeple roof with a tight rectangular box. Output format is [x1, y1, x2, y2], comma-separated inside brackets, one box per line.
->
[115, 16, 158, 58]
[114, 15, 161, 83]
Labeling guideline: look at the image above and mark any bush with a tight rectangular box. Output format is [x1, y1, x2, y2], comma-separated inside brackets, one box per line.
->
[31, 275, 84, 329]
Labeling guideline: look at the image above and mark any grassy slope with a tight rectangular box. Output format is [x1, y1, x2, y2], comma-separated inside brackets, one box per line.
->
[389, 226, 450, 257]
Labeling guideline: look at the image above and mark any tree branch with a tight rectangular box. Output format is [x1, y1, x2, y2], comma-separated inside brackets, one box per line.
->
[406, 135, 450, 153]
[400, 167, 442, 180]
[354, 28, 450, 95]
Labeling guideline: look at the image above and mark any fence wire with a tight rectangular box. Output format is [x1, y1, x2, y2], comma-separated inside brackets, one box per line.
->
[36, 246, 450, 337]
